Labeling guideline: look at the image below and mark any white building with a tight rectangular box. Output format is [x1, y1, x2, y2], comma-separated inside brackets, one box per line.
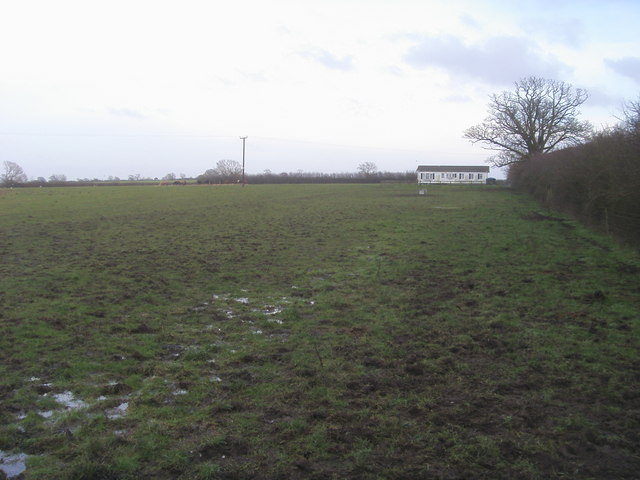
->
[417, 165, 490, 184]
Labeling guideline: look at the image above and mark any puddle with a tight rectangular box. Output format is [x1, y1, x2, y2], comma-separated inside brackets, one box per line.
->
[106, 402, 129, 420]
[52, 391, 88, 410]
[261, 305, 283, 316]
[37, 391, 87, 418]
[0, 450, 28, 478]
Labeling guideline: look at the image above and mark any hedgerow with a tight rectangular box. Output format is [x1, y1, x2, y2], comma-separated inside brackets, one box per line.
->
[509, 126, 640, 247]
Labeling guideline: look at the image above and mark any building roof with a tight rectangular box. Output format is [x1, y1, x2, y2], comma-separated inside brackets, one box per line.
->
[416, 165, 490, 173]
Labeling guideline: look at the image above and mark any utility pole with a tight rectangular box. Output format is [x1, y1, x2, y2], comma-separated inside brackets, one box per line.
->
[240, 136, 247, 186]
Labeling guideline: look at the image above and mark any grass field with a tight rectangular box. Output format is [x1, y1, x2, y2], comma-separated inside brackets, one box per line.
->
[1, 184, 639, 479]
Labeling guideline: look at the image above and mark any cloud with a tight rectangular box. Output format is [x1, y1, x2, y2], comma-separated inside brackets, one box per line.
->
[520, 17, 584, 47]
[584, 87, 623, 108]
[211, 69, 266, 88]
[404, 35, 569, 85]
[605, 57, 640, 84]
[299, 48, 353, 71]
[343, 98, 378, 118]
[385, 65, 405, 77]
[239, 70, 267, 83]
[108, 108, 145, 119]
[459, 14, 480, 29]
[443, 94, 472, 103]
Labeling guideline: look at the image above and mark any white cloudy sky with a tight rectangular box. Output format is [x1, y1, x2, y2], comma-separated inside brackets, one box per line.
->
[1, 0, 639, 180]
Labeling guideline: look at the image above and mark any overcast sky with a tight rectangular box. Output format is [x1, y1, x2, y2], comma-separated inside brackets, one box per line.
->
[1, 0, 639, 180]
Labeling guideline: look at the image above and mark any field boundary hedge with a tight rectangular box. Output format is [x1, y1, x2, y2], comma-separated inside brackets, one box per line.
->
[509, 128, 640, 247]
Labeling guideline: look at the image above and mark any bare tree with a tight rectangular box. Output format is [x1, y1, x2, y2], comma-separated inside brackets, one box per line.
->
[357, 161, 378, 177]
[214, 159, 242, 182]
[49, 174, 67, 182]
[464, 77, 592, 167]
[619, 95, 640, 134]
[196, 160, 242, 184]
[1, 161, 28, 186]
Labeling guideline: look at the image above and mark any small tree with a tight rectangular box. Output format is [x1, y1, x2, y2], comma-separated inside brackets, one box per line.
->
[49, 174, 67, 182]
[163, 172, 177, 181]
[464, 77, 592, 167]
[1, 161, 28, 186]
[357, 162, 378, 177]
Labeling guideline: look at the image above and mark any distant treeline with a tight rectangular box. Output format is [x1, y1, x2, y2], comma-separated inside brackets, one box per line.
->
[196, 171, 416, 184]
[509, 126, 640, 246]
[11, 171, 416, 188]
[18, 180, 160, 188]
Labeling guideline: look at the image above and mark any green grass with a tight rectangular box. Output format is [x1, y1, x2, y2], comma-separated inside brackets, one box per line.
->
[1, 184, 639, 479]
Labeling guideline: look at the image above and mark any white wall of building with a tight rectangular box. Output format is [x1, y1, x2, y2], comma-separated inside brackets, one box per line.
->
[417, 171, 487, 184]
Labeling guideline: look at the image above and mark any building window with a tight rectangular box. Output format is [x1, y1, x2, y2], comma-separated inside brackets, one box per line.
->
[477, 173, 483, 180]
[459, 173, 465, 180]
[468, 173, 474, 180]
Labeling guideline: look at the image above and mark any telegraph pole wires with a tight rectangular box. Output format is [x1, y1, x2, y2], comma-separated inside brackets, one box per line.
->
[240, 136, 247, 186]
